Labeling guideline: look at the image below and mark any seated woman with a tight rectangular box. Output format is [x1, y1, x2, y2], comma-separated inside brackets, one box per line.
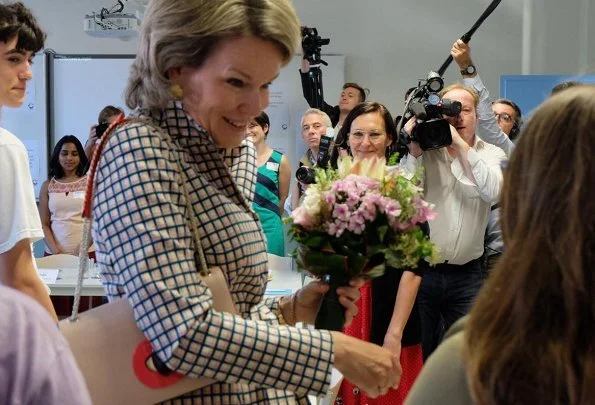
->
[333, 102, 427, 405]
[245, 111, 290, 256]
[405, 85, 595, 405]
[39, 135, 91, 257]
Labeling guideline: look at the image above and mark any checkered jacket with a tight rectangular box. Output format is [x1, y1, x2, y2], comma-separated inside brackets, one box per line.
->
[91, 102, 333, 404]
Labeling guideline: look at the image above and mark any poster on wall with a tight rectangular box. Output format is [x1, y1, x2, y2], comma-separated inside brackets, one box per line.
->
[22, 139, 41, 195]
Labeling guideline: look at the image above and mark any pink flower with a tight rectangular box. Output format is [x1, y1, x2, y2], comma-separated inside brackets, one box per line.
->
[346, 190, 360, 208]
[359, 194, 379, 221]
[384, 199, 402, 218]
[333, 203, 351, 222]
[411, 196, 437, 224]
[327, 221, 346, 237]
[347, 213, 366, 234]
[325, 192, 336, 206]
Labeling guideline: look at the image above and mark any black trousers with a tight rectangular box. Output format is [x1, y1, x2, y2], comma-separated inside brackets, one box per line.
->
[418, 258, 486, 361]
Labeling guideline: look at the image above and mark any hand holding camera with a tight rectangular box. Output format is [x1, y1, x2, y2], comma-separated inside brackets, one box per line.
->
[403, 118, 423, 158]
[295, 131, 334, 184]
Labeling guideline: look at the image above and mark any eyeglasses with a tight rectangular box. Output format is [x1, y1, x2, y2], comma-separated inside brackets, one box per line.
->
[494, 112, 514, 123]
[349, 131, 386, 144]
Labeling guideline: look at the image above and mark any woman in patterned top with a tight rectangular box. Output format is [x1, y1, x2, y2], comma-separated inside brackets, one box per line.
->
[91, 0, 401, 403]
[246, 111, 290, 256]
[39, 135, 91, 257]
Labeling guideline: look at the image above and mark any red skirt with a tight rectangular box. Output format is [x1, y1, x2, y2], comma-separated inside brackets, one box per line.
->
[336, 282, 423, 405]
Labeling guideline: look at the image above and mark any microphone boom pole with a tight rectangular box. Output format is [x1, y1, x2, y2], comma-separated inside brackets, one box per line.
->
[436, 0, 503, 77]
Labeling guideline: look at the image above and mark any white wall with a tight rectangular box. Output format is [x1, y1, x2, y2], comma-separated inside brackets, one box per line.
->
[294, 0, 524, 114]
[22, 0, 595, 116]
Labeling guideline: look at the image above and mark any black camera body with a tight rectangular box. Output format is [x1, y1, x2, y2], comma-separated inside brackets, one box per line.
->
[95, 122, 109, 138]
[401, 72, 462, 150]
[295, 134, 333, 184]
[301, 27, 330, 66]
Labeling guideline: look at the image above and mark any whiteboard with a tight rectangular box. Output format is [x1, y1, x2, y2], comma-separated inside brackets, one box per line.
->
[0, 53, 49, 197]
[51, 55, 134, 151]
[50, 53, 344, 182]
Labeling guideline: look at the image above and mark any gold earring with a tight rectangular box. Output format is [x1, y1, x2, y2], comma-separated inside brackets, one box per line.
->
[171, 84, 184, 100]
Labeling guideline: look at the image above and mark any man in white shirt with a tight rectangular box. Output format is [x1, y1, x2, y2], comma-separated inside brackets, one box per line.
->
[0, 2, 57, 321]
[400, 83, 506, 360]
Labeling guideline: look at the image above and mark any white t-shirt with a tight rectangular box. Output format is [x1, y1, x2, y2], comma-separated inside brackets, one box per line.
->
[0, 128, 45, 253]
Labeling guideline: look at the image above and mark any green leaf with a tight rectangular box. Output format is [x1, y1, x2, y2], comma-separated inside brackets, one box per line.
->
[363, 262, 386, 279]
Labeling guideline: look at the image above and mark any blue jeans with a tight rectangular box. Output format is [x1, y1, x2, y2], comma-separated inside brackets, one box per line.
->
[418, 259, 485, 361]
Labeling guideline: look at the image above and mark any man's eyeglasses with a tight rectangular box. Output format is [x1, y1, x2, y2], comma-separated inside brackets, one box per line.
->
[494, 112, 514, 123]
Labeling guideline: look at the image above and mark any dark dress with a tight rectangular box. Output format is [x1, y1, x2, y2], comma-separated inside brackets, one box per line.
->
[336, 223, 430, 405]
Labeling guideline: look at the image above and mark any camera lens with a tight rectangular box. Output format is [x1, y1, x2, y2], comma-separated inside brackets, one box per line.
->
[296, 166, 316, 184]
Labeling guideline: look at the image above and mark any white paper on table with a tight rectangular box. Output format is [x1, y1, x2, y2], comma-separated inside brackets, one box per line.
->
[37, 268, 59, 284]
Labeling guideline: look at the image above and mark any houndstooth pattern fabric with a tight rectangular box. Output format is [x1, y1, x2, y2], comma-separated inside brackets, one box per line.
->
[91, 101, 333, 404]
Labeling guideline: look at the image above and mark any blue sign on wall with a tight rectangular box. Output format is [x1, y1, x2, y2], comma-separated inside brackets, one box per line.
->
[500, 75, 595, 118]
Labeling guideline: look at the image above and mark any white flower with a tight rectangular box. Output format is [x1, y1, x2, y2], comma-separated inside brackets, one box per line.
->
[350, 156, 386, 181]
[302, 186, 323, 216]
[337, 156, 354, 178]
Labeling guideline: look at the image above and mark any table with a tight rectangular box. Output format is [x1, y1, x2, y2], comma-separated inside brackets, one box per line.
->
[41, 263, 303, 298]
[40, 268, 105, 297]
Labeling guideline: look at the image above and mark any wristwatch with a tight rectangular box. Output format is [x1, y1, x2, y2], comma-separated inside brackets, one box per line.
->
[460, 64, 476, 76]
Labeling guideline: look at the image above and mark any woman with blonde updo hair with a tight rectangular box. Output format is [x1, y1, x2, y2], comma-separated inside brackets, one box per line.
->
[91, 0, 401, 403]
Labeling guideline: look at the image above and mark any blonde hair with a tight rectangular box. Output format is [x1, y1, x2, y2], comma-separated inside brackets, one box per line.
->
[125, 0, 300, 110]
[440, 83, 479, 108]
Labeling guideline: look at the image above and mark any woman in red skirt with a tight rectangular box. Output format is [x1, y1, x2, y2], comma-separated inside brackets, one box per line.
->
[331, 102, 426, 405]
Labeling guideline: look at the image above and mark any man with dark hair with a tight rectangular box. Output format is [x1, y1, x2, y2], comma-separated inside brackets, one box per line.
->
[0, 2, 57, 320]
[491, 98, 523, 141]
[300, 58, 367, 129]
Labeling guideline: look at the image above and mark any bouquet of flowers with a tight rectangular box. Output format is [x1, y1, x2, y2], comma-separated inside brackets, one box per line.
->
[286, 156, 440, 331]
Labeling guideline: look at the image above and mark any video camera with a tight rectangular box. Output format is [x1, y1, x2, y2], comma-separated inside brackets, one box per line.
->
[295, 131, 334, 184]
[397, 0, 503, 151]
[301, 26, 330, 66]
[400, 72, 461, 150]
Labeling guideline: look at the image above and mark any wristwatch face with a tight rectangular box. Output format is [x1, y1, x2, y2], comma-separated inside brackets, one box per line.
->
[463, 65, 476, 75]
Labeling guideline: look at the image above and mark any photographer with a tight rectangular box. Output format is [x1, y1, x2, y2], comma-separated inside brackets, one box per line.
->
[83, 105, 124, 160]
[299, 27, 367, 130]
[400, 84, 506, 360]
[290, 108, 332, 210]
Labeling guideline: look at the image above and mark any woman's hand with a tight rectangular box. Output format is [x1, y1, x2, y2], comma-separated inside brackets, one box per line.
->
[291, 278, 365, 326]
[382, 335, 403, 390]
[332, 332, 401, 398]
